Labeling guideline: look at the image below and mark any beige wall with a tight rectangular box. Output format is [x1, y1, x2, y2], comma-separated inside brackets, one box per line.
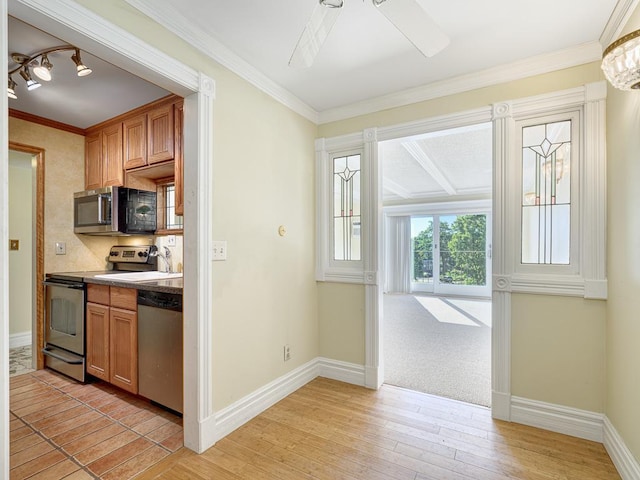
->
[9, 118, 114, 273]
[318, 282, 365, 364]
[318, 65, 608, 412]
[71, 0, 320, 411]
[8, 153, 33, 336]
[606, 3, 640, 460]
[512, 294, 605, 412]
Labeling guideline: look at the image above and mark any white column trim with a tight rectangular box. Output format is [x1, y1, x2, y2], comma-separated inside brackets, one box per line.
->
[491, 101, 512, 421]
[182, 75, 216, 453]
[1, 0, 11, 477]
[582, 82, 608, 299]
[363, 127, 383, 389]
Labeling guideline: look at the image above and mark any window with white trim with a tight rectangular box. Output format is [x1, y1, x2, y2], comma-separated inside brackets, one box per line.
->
[521, 118, 573, 265]
[333, 153, 361, 261]
[515, 111, 580, 276]
[316, 135, 366, 283]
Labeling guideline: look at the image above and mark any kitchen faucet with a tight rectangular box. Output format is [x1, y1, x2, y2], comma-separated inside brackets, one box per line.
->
[151, 246, 172, 273]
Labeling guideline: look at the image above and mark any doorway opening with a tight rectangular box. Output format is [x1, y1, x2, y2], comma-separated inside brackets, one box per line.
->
[380, 121, 492, 407]
[8, 148, 38, 377]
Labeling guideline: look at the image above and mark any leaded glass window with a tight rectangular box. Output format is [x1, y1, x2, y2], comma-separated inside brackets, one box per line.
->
[333, 153, 361, 261]
[521, 120, 571, 264]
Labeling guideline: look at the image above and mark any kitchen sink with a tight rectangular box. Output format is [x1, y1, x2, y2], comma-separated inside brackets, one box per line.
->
[94, 271, 183, 282]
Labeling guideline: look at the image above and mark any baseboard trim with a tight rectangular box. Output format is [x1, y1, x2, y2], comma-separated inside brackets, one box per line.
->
[511, 396, 604, 442]
[203, 358, 631, 473]
[210, 358, 319, 444]
[317, 357, 366, 386]
[604, 416, 640, 480]
[491, 391, 511, 421]
[9, 332, 31, 349]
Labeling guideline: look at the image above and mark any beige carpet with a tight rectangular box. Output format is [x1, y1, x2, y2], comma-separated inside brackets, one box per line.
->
[383, 293, 491, 406]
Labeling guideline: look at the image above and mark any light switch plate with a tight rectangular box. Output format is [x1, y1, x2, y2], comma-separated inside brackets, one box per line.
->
[212, 241, 227, 261]
[9, 239, 19, 251]
[55, 242, 66, 255]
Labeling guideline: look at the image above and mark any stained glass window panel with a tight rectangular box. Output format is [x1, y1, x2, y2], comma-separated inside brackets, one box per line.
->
[521, 120, 571, 264]
[333, 154, 361, 261]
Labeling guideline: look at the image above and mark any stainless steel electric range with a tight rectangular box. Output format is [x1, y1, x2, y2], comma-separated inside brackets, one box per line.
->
[43, 245, 159, 382]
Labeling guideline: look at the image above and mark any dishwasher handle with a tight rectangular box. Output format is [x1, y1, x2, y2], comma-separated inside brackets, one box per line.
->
[137, 290, 182, 312]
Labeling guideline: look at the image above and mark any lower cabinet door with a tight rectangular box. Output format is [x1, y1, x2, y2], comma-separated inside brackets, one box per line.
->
[86, 302, 110, 381]
[109, 307, 138, 394]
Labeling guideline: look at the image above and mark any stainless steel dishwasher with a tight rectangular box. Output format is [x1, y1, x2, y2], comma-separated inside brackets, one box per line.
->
[138, 290, 183, 414]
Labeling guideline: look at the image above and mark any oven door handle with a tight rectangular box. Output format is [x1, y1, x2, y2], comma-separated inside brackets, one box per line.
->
[42, 347, 84, 364]
[43, 280, 85, 290]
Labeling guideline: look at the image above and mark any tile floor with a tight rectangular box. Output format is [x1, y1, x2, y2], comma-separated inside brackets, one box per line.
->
[10, 369, 183, 479]
[9, 346, 35, 377]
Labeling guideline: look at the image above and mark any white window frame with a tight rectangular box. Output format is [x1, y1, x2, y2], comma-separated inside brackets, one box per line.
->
[514, 110, 580, 277]
[316, 136, 367, 283]
[329, 149, 364, 268]
[497, 82, 607, 299]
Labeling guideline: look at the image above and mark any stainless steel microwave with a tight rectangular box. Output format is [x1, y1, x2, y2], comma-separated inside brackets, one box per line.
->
[74, 186, 157, 235]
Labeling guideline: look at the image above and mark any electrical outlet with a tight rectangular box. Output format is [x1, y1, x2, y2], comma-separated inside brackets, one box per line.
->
[212, 241, 227, 261]
[284, 345, 291, 362]
[167, 235, 176, 246]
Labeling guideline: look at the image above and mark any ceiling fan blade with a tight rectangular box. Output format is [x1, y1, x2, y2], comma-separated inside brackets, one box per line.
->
[289, 3, 342, 68]
[374, 0, 449, 58]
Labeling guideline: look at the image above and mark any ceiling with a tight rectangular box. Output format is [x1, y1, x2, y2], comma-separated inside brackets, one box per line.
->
[7, 1, 620, 202]
[7, 16, 169, 129]
[126, 0, 619, 117]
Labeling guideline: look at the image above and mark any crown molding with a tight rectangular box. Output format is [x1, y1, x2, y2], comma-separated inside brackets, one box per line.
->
[124, 0, 319, 124]
[600, 0, 640, 48]
[124, 1, 606, 127]
[318, 42, 603, 124]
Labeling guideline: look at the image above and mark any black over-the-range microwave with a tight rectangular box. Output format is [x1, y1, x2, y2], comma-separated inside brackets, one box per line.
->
[74, 186, 157, 235]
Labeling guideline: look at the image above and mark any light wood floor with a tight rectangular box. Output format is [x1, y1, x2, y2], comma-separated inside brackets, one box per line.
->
[136, 377, 620, 480]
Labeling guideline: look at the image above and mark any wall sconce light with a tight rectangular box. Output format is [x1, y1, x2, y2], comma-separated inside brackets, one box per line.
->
[602, 29, 640, 90]
[7, 44, 92, 99]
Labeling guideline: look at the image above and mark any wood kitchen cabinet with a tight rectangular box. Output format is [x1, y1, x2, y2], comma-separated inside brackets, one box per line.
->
[85, 94, 184, 218]
[84, 123, 124, 190]
[86, 302, 109, 381]
[123, 114, 147, 170]
[174, 99, 184, 216]
[124, 102, 174, 170]
[85, 284, 138, 394]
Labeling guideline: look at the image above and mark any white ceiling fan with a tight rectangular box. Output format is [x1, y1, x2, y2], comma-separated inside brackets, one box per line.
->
[289, 0, 450, 68]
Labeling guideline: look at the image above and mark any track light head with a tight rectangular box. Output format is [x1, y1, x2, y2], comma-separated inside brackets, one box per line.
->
[33, 54, 53, 81]
[7, 77, 17, 99]
[19, 67, 40, 91]
[71, 49, 92, 77]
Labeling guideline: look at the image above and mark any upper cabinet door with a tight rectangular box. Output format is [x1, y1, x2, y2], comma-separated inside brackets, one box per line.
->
[102, 123, 124, 187]
[147, 104, 174, 165]
[123, 114, 147, 170]
[85, 131, 102, 190]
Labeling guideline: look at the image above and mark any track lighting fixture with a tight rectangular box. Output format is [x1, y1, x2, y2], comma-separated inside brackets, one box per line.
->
[7, 44, 92, 99]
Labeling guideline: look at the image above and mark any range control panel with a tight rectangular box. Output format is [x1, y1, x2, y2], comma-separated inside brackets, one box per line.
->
[108, 245, 156, 264]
